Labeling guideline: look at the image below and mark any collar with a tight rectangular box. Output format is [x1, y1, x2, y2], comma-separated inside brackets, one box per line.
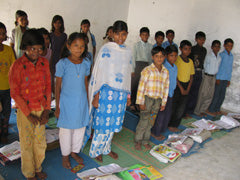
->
[164, 60, 175, 69]
[223, 49, 232, 56]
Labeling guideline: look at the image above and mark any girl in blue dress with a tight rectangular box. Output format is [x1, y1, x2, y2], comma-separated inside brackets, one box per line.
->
[85, 21, 132, 162]
[55, 33, 90, 169]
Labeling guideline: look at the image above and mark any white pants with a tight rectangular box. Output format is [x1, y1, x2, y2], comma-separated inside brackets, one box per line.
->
[59, 127, 86, 156]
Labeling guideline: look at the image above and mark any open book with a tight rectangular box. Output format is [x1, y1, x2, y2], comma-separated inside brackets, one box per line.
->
[213, 115, 240, 129]
[0, 141, 21, 165]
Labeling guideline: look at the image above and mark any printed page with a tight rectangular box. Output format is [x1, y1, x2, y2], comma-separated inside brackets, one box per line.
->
[77, 168, 105, 179]
[0, 141, 21, 161]
[98, 163, 127, 174]
[45, 129, 59, 143]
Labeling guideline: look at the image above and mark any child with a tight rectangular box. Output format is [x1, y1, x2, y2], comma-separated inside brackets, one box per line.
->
[168, 40, 194, 132]
[152, 45, 178, 140]
[162, 29, 178, 49]
[153, 31, 165, 48]
[80, 19, 96, 60]
[131, 27, 153, 110]
[38, 28, 52, 61]
[86, 20, 132, 162]
[185, 31, 207, 116]
[10, 10, 29, 59]
[194, 40, 221, 116]
[208, 38, 234, 115]
[0, 22, 15, 143]
[55, 32, 91, 169]
[135, 46, 169, 150]
[102, 26, 113, 45]
[9, 29, 51, 180]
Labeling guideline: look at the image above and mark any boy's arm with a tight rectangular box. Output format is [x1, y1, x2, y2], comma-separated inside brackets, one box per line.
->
[160, 72, 169, 111]
[54, 77, 62, 119]
[177, 79, 186, 95]
[85, 76, 89, 102]
[136, 70, 148, 107]
[132, 44, 137, 73]
[186, 75, 194, 94]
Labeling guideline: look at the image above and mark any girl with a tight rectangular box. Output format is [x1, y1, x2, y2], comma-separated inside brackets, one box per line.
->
[10, 10, 29, 59]
[85, 20, 132, 162]
[55, 33, 91, 169]
[9, 29, 51, 180]
[38, 28, 52, 61]
[102, 26, 113, 45]
[80, 19, 96, 60]
[0, 22, 15, 144]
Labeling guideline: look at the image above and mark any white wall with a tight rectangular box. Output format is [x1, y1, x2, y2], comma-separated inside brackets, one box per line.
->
[126, 0, 240, 112]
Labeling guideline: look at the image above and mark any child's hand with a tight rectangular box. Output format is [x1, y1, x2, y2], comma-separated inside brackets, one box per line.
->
[127, 98, 131, 106]
[180, 89, 188, 95]
[55, 107, 60, 119]
[131, 72, 135, 77]
[227, 81, 230, 87]
[160, 106, 165, 111]
[40, 110, 50, 125]
[139, 104, 146, 111]
[216, 80, 220, 85]
[27, 114, 40, 125]
[92, 93, 100, 108]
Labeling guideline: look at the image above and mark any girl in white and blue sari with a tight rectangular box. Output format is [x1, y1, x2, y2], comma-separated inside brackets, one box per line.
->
[84, 21, 132, 162]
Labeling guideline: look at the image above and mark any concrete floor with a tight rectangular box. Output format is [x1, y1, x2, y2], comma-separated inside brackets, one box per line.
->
[161, 127, 240, 180]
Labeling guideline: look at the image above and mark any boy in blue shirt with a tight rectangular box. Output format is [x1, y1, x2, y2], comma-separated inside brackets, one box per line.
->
[162, 29, 178, 49]
[153, 31, 164, 48]
[208, 38, 234, 115]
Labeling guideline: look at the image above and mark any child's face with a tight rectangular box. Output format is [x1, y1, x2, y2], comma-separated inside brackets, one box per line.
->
[224, 42, 233, 53]
[43, 34, 50, 48]
[108, 29, 113, 39]
[81, 24, 90, 34]
[17, 16, 28, 27]
[166, 33, 174, 42]
[53, 20, 62, 31]
[67, 38, 85, 59]
[196, 37, 206, 47]
[140, 32, 149, 43]
[152, 51, 165, 67]
[167, 52, 178, 65]
[155, 36, 164, 45]
[180, 45, 191, 57]
[0, 28, 7, 44]
[113, 30, 128, 45]
[211, 43, 221, 55]
[26, 45, 43, 61]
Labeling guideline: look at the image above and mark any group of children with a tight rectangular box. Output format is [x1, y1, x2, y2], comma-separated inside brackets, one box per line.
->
[0, 9, 235, 180]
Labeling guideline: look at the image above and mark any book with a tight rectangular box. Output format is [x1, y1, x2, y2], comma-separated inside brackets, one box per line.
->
[213, 115, 240, 129]
[189, 130, 211, 143]
[164, 134, 188, 146]
[181, 128, 203, 136]
[172, 138, 194, 154]
[0, 141, 21, 165]
[192, 119, 222, 130]
[227, 113, 240, 121]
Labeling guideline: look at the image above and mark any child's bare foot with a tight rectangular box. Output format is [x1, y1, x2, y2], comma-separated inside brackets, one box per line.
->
[184, 114, 192, 119]
[218, 111, 227, 115]
[168, 127, 180, 132]
[200, 113, 207, 117]
[95, 155, 103, 162]
[108, 151, 118, 160]
[143, 144, 152, 150]
[135, 142, 142, 150]
[35, 171, 47, 180]
[205, 110, 217, 116]
[71, 152, 83, 164]
[62, 156, 71, 169]
[27, 177, 37, 180]
[151, 133, 165, 141]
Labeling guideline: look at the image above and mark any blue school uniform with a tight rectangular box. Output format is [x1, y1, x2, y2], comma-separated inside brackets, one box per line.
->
[162, 41, 178, 49]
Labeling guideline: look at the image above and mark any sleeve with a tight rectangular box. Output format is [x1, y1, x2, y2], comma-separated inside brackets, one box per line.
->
[132, 43, 137, 71]
[190, 59, 195, 75]
[9, 61, 31, 116]
[43, 60, 52, 110]
[9, 46, 16, 65]
[85, 60, 91, 76]
[162, 70, 169, 106]
[9, 29, 15, 44]
[203, 55, 210, 71]
[91, 33, 96, 47]
[136, 69, 148, 105]
[55, 59, 64, 77]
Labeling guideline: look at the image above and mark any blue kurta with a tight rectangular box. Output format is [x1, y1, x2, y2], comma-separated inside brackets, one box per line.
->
[55, 57, 91, 129]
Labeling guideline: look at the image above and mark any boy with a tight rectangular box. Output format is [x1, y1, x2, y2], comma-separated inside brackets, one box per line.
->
[131, 27, 153, 110]
[135, 46, 169, 150]
[194, 40, 221, 116]
[168, 40, 194, 132]
[208, 38, 234, 115]
[162, 29, 178, 49]
[9, 29, 51, 180]
[153, 31, 165, 48]
[152, 45, 178, 140]
[185, 31, 207, 116]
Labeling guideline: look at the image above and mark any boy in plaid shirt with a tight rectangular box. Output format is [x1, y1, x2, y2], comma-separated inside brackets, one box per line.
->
[135, 46, 169, 150]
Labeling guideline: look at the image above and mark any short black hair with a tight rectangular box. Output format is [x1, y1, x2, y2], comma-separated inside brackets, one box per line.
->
[224, 38, 234, 45]
[180, 40, 192, 48]
[113, 20, 128, 33]
[38, 28, 51, 50]
[51, 15, 65, 33]
[0, 22, 7, 41]
[155, 31, 165, 38]
[20, 29, 44, 50]
[15, 10, 28, 26]
[166, 29, 174, 36]
[81, 19, 90, 26]
[195, 31, 206, 39]
[140, 27, 150, 35]
[165, 45, 178, 55]
[212, 40, 221, 47]
[151, 46, 166, 56]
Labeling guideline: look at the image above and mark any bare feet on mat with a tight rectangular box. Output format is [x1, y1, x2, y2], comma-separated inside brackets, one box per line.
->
[143, 144, 152, 150]
[151, 133, 165, 141]
[168, 127, 180, 132]
[218, 111, 227, 115]
[62, 156, 71, 169]
[27, 177, 37, 180]
[205, 110, 217, 116]
[35, 171, 47, 180]
[95, 155, 103, 162]
[108, 151, 118, 160]
[200, 113, 207, 117]
[71, 152, 83, 164]
[135, 142, 142, 150]
[184, 113, 192, 119]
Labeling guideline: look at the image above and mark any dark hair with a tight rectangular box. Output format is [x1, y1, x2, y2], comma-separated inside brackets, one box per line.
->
[20, 29, 44, 50]
[180, 40, 192, 48]
[51, 15, 65, 33]
[0, 22, 7, 41]
[103, 26, 113, 39]
[166, 29, 174, 36]
[195, 31, 206, 39]
[224, 38, 234, 45]
[15, 10, 28, 26]
[155, 31, 164, 38]
[113, 20, 128, 33]
[212, 40, 221, 47]
[38, 28, 51, 50]
[165, 45, 178, 55]
[151, 46, 166, 56]
[81, 19, 90, 26]
[61, 32, 88, 59]
[140, 27, 150, 35]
